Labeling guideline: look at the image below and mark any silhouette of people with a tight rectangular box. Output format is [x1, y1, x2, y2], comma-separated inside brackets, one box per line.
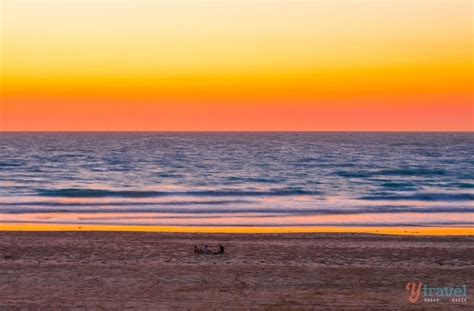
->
[194, 244, 225, 255]
[213, 244, 225, 255]
[194, 245, 203, 255]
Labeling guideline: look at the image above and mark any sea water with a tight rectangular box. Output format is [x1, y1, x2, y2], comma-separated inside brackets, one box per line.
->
[0, 132, 472, 228]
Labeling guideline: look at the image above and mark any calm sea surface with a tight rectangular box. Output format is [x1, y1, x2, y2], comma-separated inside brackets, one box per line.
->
[0, 133, 472, 228]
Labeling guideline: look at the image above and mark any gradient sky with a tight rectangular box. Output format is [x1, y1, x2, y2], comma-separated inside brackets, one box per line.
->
[0, 0, 472, 131]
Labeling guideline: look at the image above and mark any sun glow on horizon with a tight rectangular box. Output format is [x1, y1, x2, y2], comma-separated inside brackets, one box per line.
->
[1, 0, 473, 131]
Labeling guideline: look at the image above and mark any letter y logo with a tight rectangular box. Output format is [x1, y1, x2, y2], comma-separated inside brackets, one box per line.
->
[406, 282, 423, 303]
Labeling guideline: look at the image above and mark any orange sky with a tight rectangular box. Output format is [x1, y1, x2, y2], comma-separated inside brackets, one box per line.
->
[0, 0, 472, 131]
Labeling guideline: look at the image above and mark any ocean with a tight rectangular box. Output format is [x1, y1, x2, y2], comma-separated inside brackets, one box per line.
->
[0, 132, 472, 228]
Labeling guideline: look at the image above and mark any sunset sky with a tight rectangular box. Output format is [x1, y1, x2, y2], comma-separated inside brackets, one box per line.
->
[1, 0, 472, 131]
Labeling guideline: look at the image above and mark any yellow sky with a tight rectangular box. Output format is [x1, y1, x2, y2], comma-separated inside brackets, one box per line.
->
[0, 0, 472, 131]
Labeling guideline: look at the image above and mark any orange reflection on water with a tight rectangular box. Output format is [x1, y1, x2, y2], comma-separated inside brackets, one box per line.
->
[0, 223, 471, 236]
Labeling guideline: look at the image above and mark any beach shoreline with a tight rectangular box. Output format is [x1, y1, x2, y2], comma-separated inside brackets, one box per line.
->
[0, 232, 472, 309]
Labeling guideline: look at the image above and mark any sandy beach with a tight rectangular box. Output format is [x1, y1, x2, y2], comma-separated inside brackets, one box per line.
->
[0, 232, 471, 310]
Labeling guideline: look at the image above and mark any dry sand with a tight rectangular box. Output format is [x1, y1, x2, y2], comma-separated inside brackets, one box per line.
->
[0, 232, 472, 310]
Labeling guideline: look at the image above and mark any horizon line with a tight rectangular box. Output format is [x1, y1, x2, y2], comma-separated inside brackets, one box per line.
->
[0, 130, 473, 134]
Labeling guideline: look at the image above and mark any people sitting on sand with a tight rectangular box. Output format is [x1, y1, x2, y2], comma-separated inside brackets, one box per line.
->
[218, 244, 224, 254]
[194, 244, 225, 255]
[213, 244, 225, 255]
[194, 245, 203, 255]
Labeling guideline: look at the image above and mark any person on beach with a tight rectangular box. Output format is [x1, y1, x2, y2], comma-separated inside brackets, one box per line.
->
[204, 245, 211, 255]
[213, 244, 225, 255]
[194, 245, 203, 255]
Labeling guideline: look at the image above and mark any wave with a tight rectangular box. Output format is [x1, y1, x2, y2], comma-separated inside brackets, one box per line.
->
[374, 168, 447, 177]
[337, 168, 447, 179]
[0, 199, 250, 207]
[1, 206, 473, 215]
[36, 188, 321, 198]
[456, 183, 474, 189]
[359, 193, 474, 202]
[379, 182, 418, 191]
[224, 176, 282, 184]
[0, 162, 24, 168]
[336, 171, 372, 178]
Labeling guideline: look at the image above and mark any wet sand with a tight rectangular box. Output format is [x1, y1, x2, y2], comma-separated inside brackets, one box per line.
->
[0, 232, 472, 310]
